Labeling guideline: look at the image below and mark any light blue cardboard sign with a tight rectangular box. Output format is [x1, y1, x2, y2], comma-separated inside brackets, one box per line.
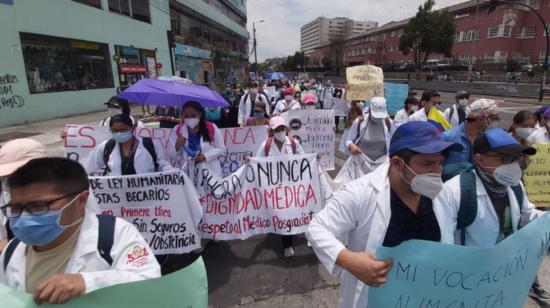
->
[384, 83, 409, 114]
[367, 213, 550, 308]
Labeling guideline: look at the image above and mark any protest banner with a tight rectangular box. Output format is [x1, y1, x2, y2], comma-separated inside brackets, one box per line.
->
[345, 65, 384, 101]
[264, 86, 277, 100]
[282, 110, 335, 170]
[319, 154, 372, 202]
[198, 154, 322, 240]
[89, 170, 203, 254]
[367, 213, 550, 308]
[0, 256, 208, 308]
[218, 126, 268, 177]
[64, 124, 172, 163]
[333, 97, 351, 117]
[523, 144, 550, 208]
[384, 82, 409, 114]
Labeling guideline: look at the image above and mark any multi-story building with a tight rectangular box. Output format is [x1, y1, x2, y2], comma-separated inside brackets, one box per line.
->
[169, 0, 249, 86]
[0, 0, 172, 128]
[300, 17, 377, 53]
[309, 0, 549, 71]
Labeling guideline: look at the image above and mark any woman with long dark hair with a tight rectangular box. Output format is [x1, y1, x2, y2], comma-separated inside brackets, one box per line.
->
[167, 101, 225, 182]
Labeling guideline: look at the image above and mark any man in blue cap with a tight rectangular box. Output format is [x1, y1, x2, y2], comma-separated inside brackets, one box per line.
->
[306, 121, 462, 308]
[436, 128, 548, 300]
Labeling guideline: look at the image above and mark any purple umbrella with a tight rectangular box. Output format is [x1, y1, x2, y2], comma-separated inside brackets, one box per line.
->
[117, 79, 229, 108]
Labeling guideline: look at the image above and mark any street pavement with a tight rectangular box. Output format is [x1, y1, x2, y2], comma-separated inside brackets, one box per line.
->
[0, 92, 548, 307]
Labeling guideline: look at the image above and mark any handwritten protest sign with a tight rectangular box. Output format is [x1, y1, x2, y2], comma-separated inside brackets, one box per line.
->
[218, 126, 268, 177]
[198, 154, 322, 240]
[89, 171, 203, 254]
[384, 82, 409, 114]
[366, 213, 550, 308]
[64, 125, 172, 163]
[345, 65, 384, 101]
[0, 256, 208, 308]
[283, 109, 335, 170]
[264, 86, 277, 101]
[523, 144, 550, 208]
[333, 97, 350, 117]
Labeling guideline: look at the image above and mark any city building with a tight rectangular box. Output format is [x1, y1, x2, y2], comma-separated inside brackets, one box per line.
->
[0, 0, 172, 128]
[169, 0, 249, 86]
[307, 0, 549, 71]
[300, 17, 377, 53]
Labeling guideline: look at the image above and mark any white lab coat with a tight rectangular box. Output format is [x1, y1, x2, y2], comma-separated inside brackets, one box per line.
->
[0, 206, 161, 293]
[435, 170, 543, 248]
[84, 136, 173, 176]
[392, 108, 410, 128]
[527, 127, 550, 145]
[255, 136, 305, 157]
[306, 163, 454, 308]
[443, 105, 460, 128]
[408, 107, 445, 122]
[167, 123, 225, 178]
[273, 99, 301, 114]
[238, 91, 270, 125]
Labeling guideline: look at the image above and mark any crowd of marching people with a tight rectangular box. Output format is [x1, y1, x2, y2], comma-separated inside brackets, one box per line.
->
[0, 73, 549, 307]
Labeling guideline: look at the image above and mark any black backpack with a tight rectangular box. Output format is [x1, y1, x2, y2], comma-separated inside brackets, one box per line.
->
[3, 215, 116, 271]
[102, 137, 158, 176]
[442, 162, 524, 245]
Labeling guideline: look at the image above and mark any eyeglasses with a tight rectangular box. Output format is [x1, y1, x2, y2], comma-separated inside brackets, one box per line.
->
[1, 191, 82, 218]
[484, 154, 522, 164]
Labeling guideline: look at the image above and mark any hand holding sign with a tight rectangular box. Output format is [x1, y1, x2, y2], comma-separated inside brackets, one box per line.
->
[33, 273, 85, 305]
[337, 250, 394, 288]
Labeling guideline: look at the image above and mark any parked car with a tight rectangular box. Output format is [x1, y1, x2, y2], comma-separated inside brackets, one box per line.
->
[520, 64, 533, 72]
[395, 63, 417, 72]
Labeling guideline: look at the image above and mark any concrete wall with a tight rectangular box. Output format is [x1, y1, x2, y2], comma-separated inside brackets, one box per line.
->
[0, 0, 171, 127]
[407, 80, 542, 99]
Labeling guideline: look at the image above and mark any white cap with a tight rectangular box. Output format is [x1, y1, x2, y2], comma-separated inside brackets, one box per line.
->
[369, 97, 388, 119]
[0, 139, 47, 177]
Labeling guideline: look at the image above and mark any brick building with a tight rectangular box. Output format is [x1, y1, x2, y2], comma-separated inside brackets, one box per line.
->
[306, 0, 549, 71]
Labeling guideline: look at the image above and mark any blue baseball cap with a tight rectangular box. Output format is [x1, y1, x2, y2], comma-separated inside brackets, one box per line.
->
[389, 121, 463, 156]
[473, 128, 536, 155]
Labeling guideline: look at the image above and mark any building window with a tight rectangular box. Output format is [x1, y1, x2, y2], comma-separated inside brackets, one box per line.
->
[19, 32, 114, 94]
[488, 27, 499, 38]
[501, 25, 512, 37]
[517, 26, 536, 38]
[108, 0, 150, 23]
[72, 0, 102, 8]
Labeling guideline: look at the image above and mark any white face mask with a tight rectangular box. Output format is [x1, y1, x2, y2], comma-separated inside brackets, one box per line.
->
[488, 162, 523, 187]
[185, 118, 200, 129]
[358, 102, 365, 109]
[458, 99, 469, 106]
[515, 127, 536, 140]
[410, 105, 419, 112]
[401, 161, 443, 199]
[306, 105, 316, 110]
[108, 108, 122, 117]
[273, 131, 286, 142]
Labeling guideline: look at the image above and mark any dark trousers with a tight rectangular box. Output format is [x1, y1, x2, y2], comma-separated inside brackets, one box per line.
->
[281, 235, 293, 249]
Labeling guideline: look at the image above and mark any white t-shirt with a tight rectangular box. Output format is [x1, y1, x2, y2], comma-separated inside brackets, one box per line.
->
[527, 127, 550, 144]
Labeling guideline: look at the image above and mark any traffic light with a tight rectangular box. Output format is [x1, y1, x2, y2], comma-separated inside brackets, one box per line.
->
[167, 30, 176, 49]
[488, 0, 499, 13]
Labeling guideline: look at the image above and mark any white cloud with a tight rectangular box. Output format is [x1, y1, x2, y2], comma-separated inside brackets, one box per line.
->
[247, 0, 466, 62]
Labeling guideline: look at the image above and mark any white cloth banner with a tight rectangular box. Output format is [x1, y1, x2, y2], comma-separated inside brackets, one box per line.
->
[319, 154, 372, 202]
[283, 110, 335, 170]
[333, 98, 350, 117]
[198, 154, 322, 240]
[89, 170, 203, 254]
[218, 126, 269, 177]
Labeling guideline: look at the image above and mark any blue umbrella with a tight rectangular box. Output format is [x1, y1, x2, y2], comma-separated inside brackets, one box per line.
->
[117, 79, 229, 108]
[266, 72, 288, 81]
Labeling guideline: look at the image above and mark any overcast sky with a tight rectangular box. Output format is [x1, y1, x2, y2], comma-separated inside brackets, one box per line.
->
[246, 0, 467, 62]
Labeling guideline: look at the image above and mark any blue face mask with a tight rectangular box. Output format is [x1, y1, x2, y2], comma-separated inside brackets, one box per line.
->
[254, 112, 264, 119]
[9, 194, 83, 246]
[112, 131, 133, 143]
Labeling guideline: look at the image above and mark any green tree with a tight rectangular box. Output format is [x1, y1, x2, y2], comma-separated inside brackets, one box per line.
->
[280, 52, 310, 71]
[398, 0, 456, 71]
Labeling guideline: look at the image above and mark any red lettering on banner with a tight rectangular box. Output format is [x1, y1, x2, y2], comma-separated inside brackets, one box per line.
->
[64, 124, 79, 148]
[137, 128, 170, 150]
[224, 127, 256, 145]
[79, 126, 97, 148]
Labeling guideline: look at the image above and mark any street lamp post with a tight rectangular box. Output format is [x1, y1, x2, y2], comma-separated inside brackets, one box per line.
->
[488, 0, 549, 102]
[252, 20, 265, 72]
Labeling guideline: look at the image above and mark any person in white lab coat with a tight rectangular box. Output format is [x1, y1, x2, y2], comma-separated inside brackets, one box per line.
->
[255, 116, 305, 257]
[273, 87, 302, 114]
[408, 91, 445, 122]
[346, 97, 394, 173]
[528, 108, 550, 145]
[0, 139, 48, 253]
[393, 96, 419, 128]
[84, 114, 173, 176]
[435, 128, 549, 300]
[444, 91, 470, 128]
[306, 121, 461, 308]
[0, 158, 160, 305]
[238, 81, 270, 126]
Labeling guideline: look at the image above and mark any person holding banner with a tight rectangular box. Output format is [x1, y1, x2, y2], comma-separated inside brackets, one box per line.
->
[84, 114, 173, 176]
[168, 101, 225, 184]
[393, 96, 419, 128]
[245, 101, 270, 127]
[255, 116, 305, 258]
[345, 97, 393, 173]
[306, 121, 462, 308]
[435, 128, 549, 300]
[0, 158, 160, 304]
[528, 108, 550, 145]
[273, 87, 302, 115]
[509, 110, 537, 146]
[302, 93, 317, 110]
[238, 81, 270, 127]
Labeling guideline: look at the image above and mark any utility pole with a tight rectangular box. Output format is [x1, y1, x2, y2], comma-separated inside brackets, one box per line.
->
[468, 0, 480, 83]
[252, 20, 265, 73]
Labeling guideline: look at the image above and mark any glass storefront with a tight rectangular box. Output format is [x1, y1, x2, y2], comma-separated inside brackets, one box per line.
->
[115, 45, 157, 91]
[20, 32, 114, 94]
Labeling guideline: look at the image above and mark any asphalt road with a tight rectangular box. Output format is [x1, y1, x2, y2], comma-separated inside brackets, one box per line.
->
[204, 91, 550, 308]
